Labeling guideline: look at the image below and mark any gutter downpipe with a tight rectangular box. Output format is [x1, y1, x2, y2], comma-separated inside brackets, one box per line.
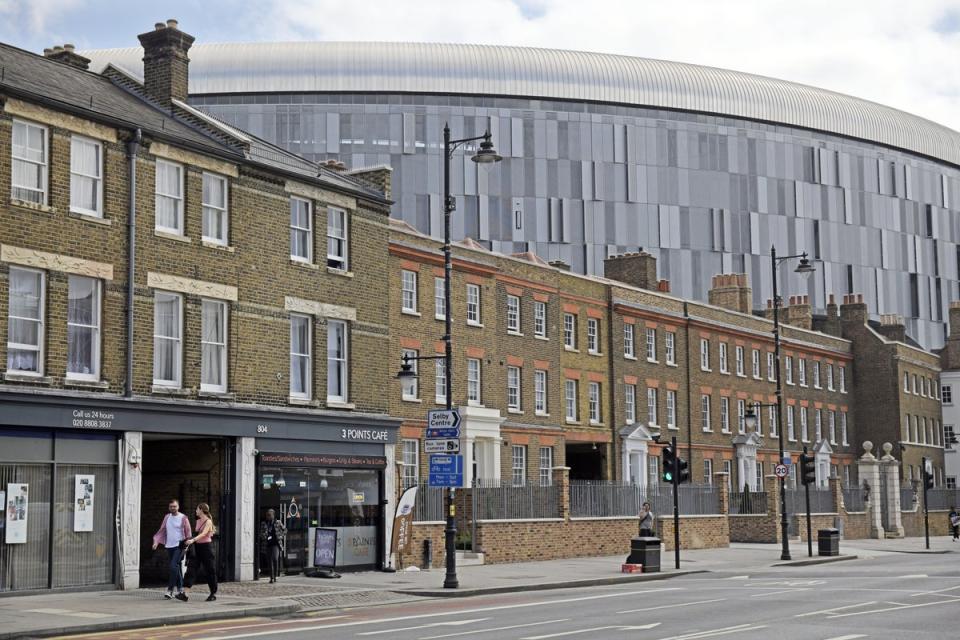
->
[125, 129, 141, 398]
[684, 302, 693, 465]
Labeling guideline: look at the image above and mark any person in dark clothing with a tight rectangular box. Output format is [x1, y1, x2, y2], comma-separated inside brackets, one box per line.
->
[949, 506, 959, 542]
[184, 503, 218, 601]
[259, 509, 286, 583]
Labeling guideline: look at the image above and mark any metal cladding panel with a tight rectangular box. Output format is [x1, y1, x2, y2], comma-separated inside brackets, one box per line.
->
[83, 42, 960, 167]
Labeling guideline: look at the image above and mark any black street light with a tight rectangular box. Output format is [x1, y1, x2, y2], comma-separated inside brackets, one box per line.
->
[768, 244, 815, 561]
[396, 124, 501, 589]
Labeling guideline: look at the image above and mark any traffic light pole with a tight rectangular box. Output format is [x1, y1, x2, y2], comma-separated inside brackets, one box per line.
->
[672, 436, 680, 570]
[803, 446, 812, 557]
[922, 456, 930, 550]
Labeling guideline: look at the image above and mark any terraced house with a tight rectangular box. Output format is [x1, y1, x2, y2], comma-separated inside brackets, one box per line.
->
[0, 22, 399, 593]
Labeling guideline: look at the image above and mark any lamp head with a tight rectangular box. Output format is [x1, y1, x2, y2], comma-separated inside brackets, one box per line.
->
[471, 131, 502, 164]
[794, 253, 816, 276]
[744, 406, 758, 431]
[395, 355, 418, 380]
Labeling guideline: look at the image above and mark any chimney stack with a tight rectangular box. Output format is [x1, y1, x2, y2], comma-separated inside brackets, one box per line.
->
[548, 260, 571, 272]
[784, 294, 813, 330]
[604, 250, 658, 291]
[839, 293, 869, 330]
[942, 301, 960, 369]
[137, 19, 195, 108]
[708, 273, 752, 314]
[43, 43, 91, 70]
[876, 314, 907, 343]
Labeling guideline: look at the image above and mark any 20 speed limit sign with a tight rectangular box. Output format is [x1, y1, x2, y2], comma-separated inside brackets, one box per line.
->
[774, 463, 789, 478]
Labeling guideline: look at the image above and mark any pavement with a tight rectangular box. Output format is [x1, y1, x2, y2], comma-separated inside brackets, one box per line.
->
[1, 535, 955, 639]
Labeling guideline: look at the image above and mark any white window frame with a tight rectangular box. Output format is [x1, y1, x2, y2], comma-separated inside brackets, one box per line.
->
[152, 291, 183, 388]
[512, 445, 527, 487]
[587, 318, 600, 354]
[534, 301, 547, 338]
[904, 372, 910, 392]
[7, 267, 45, 376]
[826, 364, 834, 391]
[327, 319, 349, 403]
[69, 135, 103, 217]
[737, 399, 746, 434]
[434, 277, 446, 320]
[666, 332, 676, 365]
[813, 361, 821, 388]
[564, 313, 577, 349]
[155, 159, 185, 235]
[66, 275, 101, 381]
[646, 386, 658, 426]
[646, 327, 657, 362]
[841, 411, 849, 445]
[589, 381, 601, 424]
[400, 439, 419, 488]
[201, 172, 229, 245]
[815, 409, 823, 442]
[401, 270, 418, 314]
[435, 358, 447, 405]
[767, 352, 775, 381]
[829, 410, 837, 444]
[720, 397, 730, 433]
[539, 447, 553, 486]
[402, 349, 419, 401]
[506, 295, 521, 334]
[768, 405, 778, 437]
[787, 406, 796, 441]
[466, 284, 481, 325]
[700, 339, 711, 371]
[623, 323, 635, 359]
[625, 383, 636, 424]
[11, 119, 48, 205]
[785, 356, 794, 384]
[289, 196, 313, 262]
[507, 365, 521, 411]
[565, 379, 578, 422]
[467, 357, 481, 405]
[326, 206, 348, 270]
[840, 366, 846, 392]
[200, 299, 228, 393]
[701, 394, 712, 432]
[735, 345, 745, 376]
[798, 358, 807, 386]
[719, 342, 729, 373]
[535, 370, 548, 415]
[289, 314, 312, 400]
[943, 385, 953, 405]
[703, 459, 714, 485]
[752, 349, 761, 379]
[753, 401, 763, 435]
[667, 389, 677, 428]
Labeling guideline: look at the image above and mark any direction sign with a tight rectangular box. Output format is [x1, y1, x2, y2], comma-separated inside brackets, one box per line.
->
[426, 409, 461, 439]
[774, 463, 789, 478]
[429, 454, 464, 487]
[425, 439, 461, 454]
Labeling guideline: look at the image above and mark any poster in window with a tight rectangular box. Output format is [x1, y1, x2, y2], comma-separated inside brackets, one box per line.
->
[0, 490, 5, 534]
[74, 474, 95, 532]
[5, 483, 28, 544]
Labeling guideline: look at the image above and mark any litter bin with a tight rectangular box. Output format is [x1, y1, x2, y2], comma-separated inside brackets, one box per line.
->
[818, 528, 840, 556]
[626, 536, 661, 573]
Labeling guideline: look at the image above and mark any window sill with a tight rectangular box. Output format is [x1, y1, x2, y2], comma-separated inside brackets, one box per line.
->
[534, 335, 550, 341]
[152, 385, 191, 396]
[327, 267, 354, 278]
[402, 397, 423, 404]
[564, 346, 580, 353]
[565, 419, 581, 425]
[69, 211, 110, 225]
[507, 408, 524, 415]
[327, 400, 356, 410]
[288, 397, 319, 407]
[588, 351, 603, 357]
[434, 315, 447, 322]
[200, 390, 235, 400]
[667, 424, 679, 430]
[720, 370, 730, 375]
[701, 367, 712, 373]
[4, 372, 52, 385]
[589, 421, 605, 427]
[753, 376, 762, 381]
[535, 412, 550, 417]
[402, 309, 422, 317]
[624, 354, 637, 361]
[736, 373, 746, 378]
[702, 428, 714, 433]
[646, 358, 659, 364]
[721, 429, 732, 434]
[10, 198, 55, 214]
[507, 331, 524, 337]
[202, 240, 235, 252]
[467, 322, 484, 329]
[666, 362, 679, 368]
[65, 378, 109, 390]
[154, 229, 190, 243]
[290, 259, 318, 270]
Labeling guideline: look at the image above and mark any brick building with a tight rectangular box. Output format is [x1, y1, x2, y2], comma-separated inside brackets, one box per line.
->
[0, 23, 399, 593]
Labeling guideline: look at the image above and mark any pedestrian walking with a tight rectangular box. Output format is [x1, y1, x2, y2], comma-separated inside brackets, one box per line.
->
[639, 501, 655, 537]
[259, 509, 286, 583]
[184, 503, 219, 601]
[152, 499, 192, 601]
[949, 506, 959, 542]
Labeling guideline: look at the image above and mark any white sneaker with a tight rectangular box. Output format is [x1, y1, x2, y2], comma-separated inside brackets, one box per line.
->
[164, 591, 173, 599]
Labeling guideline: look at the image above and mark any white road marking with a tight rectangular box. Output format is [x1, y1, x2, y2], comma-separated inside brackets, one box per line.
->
[823, 635, 867, 640]
[358, 618, 489, 636]
[201, 588, 683, 640]
[419, 619, 570, 640]
[25, 608, 75, 615]
[521, 623, 660, 639]
[795, 602, 878, 617]
[751, 588, 810, 597]
[655, 623, 767, 640]
[618, 598, 726, 613]
[827, 598, 960, 619]
[24, 608, 116, 619]
[898, 574, 928, 578]
[726, 575, 750, 580]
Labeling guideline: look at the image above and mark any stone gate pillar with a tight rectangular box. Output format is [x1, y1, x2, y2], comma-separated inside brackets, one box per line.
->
[879, 442, 905, 537]
[857, 441, 884, 539]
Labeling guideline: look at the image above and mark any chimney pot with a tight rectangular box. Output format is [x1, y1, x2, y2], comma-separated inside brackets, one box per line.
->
[63, 44, 75, 52]
[43, 48, 53, 56]
[828, 293, 835, 304]
[858, 294, 863, 303]
[657, 279, 670, 293]
[155, 22, 165, 30]
[166, 19, 179, 29]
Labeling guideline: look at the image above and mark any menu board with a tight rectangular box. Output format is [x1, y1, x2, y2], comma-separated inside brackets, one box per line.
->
[313, 527, 338, 569]
[5, 483, 28, 544]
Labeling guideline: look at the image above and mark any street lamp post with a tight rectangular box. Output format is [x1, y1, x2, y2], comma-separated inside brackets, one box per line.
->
[397, 124, 501, 589]
[766, 245, 814, 561]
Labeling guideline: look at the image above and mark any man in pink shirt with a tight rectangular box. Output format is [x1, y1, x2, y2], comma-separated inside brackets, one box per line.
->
[152, 499, 192, 601]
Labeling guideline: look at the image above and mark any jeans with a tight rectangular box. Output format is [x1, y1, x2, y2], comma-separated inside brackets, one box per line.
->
[185, 543, 218, 594]
[166, 546, 184, 592]
[268, 544, 281, 580]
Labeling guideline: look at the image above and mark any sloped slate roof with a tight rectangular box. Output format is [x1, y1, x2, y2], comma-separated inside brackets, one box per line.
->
[82, 41, 960, 167]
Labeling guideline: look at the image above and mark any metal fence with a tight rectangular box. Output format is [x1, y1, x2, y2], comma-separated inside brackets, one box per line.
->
[729, 490, 767, 515]
[569, 481, 720, 518]
[843, 487, 866, 512]
[787, 487, 834, 514]
[473, 480, 562, 520]
[901, 483, 919, 512]
[925, 488, 960, 511]
[410, 483, 446, 522]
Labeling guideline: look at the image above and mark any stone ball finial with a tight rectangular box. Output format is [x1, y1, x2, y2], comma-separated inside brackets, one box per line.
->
[882, 442, 893, 455]
[863, 441, 873, 454]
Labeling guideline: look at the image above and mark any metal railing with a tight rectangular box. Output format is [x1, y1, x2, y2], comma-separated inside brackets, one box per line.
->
[843, 487, 866, 512]
[409, 483, 446, 522]
[473, 480, 562, 520]
[569, 481, 641, 518]
[787, 487, 834, 514]
[925, 488, 960, 511]
[729, 490, 767, 515]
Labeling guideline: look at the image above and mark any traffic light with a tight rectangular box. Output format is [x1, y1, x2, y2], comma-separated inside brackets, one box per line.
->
[800, 453, 816, 486]
[923, 468, 934, 491]
[661, 445, 675, 483]
[676, 455, 690, 484]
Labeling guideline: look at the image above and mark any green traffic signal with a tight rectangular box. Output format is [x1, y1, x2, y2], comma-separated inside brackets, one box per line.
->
[661, 445, 675, 484]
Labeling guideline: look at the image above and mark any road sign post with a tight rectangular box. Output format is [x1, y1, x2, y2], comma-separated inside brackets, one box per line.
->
[774, 464, 788, 479]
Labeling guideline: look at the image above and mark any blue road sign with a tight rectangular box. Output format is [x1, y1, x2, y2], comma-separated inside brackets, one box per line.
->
[428, 454, 464, 487]
[426, 409, 461, 439]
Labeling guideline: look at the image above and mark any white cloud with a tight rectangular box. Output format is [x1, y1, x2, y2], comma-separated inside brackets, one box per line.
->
[0, 0, 83, 32]
[250, 0, 960, 131]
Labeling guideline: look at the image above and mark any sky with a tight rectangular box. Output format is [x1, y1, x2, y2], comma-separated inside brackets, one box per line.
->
[2, 0, 960, 130]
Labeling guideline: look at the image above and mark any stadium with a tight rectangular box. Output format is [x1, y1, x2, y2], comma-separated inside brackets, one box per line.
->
[87, 42, 960, 348]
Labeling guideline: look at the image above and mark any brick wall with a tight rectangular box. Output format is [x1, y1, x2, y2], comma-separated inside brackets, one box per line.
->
[902, 508, 953, 537]
[658, 515, 729, 551]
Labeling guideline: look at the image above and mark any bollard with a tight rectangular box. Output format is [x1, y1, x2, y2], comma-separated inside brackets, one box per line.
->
[423, 538, 433, 570]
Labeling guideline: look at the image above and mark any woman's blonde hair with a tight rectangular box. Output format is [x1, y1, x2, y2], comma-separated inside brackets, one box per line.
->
[197, 503, 212, 519]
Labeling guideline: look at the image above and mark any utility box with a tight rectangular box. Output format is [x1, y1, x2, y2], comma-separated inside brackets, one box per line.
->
[818, 528, 840, 556]
[626, 536, 661, 573]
